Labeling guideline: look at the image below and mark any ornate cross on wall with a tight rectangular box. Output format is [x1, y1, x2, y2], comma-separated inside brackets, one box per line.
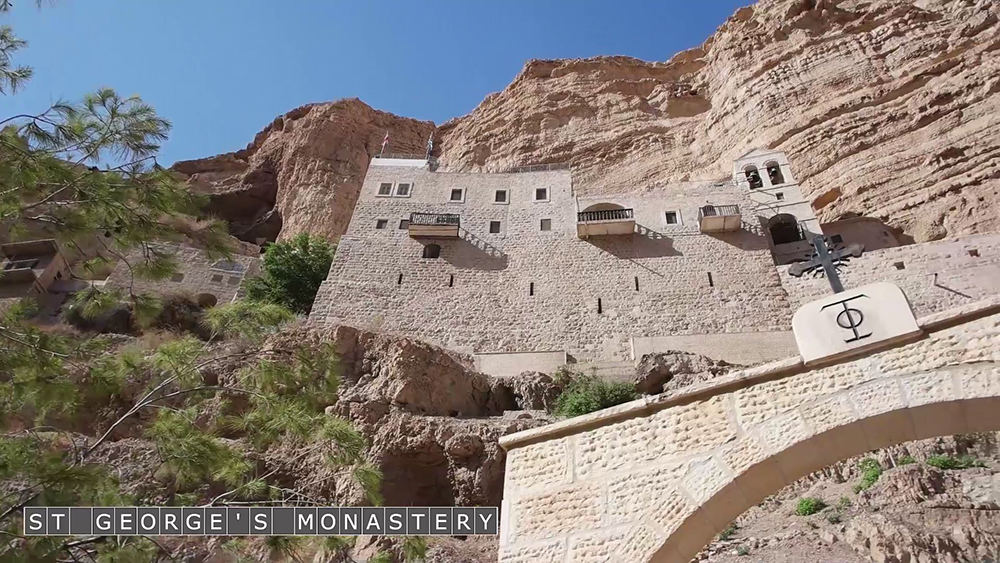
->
[788, 235, 864, 293]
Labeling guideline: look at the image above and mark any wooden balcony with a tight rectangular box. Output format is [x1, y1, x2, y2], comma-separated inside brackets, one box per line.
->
[698, 205, 741, 233]
[408, 212, 461, 238]
[576, 208, 635, 238]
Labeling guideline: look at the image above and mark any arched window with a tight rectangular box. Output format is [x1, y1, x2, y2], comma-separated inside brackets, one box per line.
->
[744, 165, 763, 189]
[768, 214, 804, 245]
[422, 244, 441, 259]
[765, 161, 785, 185]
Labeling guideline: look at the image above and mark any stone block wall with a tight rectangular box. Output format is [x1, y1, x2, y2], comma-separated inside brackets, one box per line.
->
[104, 244, 261, 305]
[497, 307, 1000, 563]
[779, 233, 1000, 316]
[630, 331, 799, 366]
[310, 164, 795, 364]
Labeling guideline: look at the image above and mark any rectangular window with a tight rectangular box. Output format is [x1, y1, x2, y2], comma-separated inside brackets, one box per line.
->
[489, 221, 501, 234]
[540, 218, 552, 231]
[375, 219, 388, 229]
[534, 188, 548, 202]
[399, 219, 410, 229]
[450, 188, 465, 202]
[665, 211, 678, 225]
[395, 183, 411, 197]
[210, 274, 224, 283]
[494, 189, 508, 203]
[227, 276, 241, 286]
[377, 182, 393, 196]
[775, 192, 785, 201]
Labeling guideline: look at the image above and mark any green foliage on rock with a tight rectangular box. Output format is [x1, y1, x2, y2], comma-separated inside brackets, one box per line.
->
[926, 454, 986, 470]
[856, 458, 883, 491]
[897, 455, 916, 466]
[795, 497, 827, 516]
[245, 232, 335, 314]
[552, 372, 638, 418]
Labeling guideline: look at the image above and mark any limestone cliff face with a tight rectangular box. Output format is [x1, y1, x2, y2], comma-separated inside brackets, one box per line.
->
[176, 0, 1000, 245]
[172, 100, 434, 243]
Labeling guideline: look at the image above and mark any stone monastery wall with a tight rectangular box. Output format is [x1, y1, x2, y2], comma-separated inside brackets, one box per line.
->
[104, 244, 261, 306]
[310, 155, 1000, 369]
[779, 233, 1000, 315]
[311, 165, 794, 364]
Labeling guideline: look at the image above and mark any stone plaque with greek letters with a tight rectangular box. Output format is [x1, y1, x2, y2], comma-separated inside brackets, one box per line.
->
[792, 282, 920, 365]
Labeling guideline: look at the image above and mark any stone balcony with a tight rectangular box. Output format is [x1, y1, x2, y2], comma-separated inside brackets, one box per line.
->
[408, 212, 461, 238]
[576, 208, 635, 238]
[698, 204, 742, 233]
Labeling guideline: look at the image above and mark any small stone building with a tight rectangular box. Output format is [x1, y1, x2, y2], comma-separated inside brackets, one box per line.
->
[309, 150, 1000, 376]
[103, 243, 261, 307]
[0, 239, 71, 299]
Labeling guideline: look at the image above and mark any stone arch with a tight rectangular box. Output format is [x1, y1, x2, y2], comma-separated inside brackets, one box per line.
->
[743, 164, 763, 189]
[764, 160, 784, 185]
[768, 213, 804, 245]
[195, 293, 218, 308]
[647, 362, 1000, 563]
[581, 202, 627, 213]
[422, 244, 441, 259]
[497, 309, 1000, 563]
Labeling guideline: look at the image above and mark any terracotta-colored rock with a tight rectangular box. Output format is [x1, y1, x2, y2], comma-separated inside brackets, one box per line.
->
[177, 0, 1000, 247]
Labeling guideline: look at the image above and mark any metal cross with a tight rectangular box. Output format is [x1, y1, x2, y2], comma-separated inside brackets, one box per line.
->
[787, 235, 864, 293]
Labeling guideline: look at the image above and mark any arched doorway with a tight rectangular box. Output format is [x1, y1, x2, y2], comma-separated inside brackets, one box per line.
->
[768, 213, 804, 245]
[195, 293, 218, 308]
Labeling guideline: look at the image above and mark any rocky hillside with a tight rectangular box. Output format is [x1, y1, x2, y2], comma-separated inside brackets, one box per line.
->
[174, 0, 1000, 245]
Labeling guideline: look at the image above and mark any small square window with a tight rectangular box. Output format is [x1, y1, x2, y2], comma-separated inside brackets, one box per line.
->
[776, 192, 785, 201]
[395, 183, 411, 197]
[489, 221, 501, 234]
[540, 218, 552, 231]
[227, 276, 241, 286]
[893, 261, 905, 270]
[830, 234, 843, 244]
[378, 182, 393, 196]
[969, 249, 980, 257]
[375, 219, 388, 229]
[210, 274, 224, 283]
[450, 188, 465, 202]
[494, 190, 508, 203]
[399, 219, 410, 229]
[665, 211, 678, 225]
[534, 188, 548, 202]
[170, 273, 185, 282]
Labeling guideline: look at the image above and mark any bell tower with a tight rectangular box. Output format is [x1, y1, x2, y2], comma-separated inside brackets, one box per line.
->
[733, 149, 824, 265]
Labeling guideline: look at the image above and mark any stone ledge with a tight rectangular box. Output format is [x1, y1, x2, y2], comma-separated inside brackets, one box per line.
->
[500, 294, 1000, 451]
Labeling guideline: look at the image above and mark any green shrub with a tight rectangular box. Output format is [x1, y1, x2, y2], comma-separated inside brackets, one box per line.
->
[926, 455, 986, 470]
[245, 233, 335, 314]
[718, 522, 738, 541]
[897, 455, 916, 466]
[837, 496, 852, 509]
[826, 513, 842, 524]
[552, 374, 638, 417]
[795, 497, 827, 516]
[855, 458, 883, 491]
[736, 546, 750, 556]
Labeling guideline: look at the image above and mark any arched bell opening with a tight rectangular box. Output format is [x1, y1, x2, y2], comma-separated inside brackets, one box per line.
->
[744, 165, 763, 189]
[764, 161, 785, 186]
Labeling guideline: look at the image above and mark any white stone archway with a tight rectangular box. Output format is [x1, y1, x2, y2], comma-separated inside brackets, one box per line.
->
[497, 298, 1000, 563]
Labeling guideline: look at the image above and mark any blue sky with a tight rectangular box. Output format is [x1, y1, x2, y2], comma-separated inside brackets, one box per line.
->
[4, 1, 750, 165]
